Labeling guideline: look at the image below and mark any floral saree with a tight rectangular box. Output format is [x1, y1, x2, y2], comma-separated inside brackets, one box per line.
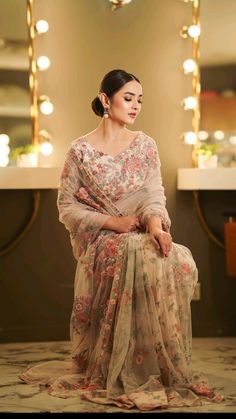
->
[20, 131, 223, 410]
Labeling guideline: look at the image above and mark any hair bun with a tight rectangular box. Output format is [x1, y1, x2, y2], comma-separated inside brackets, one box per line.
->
[91, 96, 104, 117]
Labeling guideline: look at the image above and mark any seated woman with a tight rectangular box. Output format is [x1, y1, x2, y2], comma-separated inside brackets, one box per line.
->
[20, 69, 223, 411]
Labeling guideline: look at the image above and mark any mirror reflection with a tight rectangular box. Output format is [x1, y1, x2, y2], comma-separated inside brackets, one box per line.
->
[0, 0, 31, 167]
[199, 0, 236, 168]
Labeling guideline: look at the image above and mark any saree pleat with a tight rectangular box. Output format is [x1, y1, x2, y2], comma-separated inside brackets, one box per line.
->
[19, 132, 223, 410]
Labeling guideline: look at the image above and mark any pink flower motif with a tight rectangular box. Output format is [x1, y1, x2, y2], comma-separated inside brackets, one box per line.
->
[136, 354, 143, 365]
[181, 263, 191, 273]
[106, 265, 115, 277]
[77, 187, 89, 199]
[146, 148, 155, 159]
[106, 240, 118, 257]
[109, 298, 116, 305]
[74, 302, 83, 312]
[61, 164, 69, 179]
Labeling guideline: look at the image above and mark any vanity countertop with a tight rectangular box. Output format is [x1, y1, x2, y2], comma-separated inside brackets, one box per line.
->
[177, 167, 236, 190]
[0, 167, 61, 189]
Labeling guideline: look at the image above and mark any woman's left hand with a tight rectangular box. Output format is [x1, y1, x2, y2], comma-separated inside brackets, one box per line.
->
[149, 227, 172, 257]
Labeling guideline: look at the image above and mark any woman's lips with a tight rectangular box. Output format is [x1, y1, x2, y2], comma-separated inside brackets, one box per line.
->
[128, 114, 136, 118]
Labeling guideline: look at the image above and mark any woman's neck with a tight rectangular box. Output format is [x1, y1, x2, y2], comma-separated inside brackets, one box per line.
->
[95, 119, 128, 144]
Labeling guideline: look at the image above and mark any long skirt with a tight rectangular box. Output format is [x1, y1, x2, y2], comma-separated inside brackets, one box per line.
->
[20, 231, 223, 410]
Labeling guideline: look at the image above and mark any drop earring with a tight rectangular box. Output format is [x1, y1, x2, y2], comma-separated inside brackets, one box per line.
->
[103, 107, 109, 118]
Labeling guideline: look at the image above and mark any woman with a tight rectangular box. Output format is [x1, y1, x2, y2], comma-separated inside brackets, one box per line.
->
[20, 69, 222, 411]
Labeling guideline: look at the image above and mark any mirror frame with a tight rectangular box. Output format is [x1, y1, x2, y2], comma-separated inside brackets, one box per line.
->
[26, 0, 39, 147]
[191, 0, 200, 167]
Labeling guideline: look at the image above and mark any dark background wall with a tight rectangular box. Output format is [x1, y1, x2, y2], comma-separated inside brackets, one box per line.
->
[0, 0, 236, 343]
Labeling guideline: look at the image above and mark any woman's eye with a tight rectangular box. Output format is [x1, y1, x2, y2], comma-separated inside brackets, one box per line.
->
[125, 98, 143, 104]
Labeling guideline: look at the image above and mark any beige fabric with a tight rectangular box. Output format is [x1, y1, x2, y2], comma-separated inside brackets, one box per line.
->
[19, 132, 223, 410]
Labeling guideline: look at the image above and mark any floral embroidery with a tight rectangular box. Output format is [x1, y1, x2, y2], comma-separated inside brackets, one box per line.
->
[21, 132, 222, 410]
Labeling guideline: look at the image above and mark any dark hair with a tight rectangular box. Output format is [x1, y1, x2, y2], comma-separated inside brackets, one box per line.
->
[91, 69, 141, 117]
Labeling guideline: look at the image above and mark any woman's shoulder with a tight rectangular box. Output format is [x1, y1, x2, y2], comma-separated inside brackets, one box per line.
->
[141, 131, 159, 148]
[65, 134, 87, 154]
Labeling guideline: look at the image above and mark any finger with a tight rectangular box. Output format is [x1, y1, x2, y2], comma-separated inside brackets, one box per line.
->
[150, 236, 160, 250]
[164, 245, 172, 257]
[159, 243, 169, 257]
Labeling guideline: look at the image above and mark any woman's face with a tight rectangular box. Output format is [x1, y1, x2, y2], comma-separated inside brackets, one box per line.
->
[109, 80, 143, 125]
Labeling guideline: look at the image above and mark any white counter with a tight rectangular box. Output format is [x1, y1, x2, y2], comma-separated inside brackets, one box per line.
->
[0, 167, 62, 189]
[177, 168, 236, 190]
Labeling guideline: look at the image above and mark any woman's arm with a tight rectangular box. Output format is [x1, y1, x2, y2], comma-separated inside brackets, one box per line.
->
[136, 137, 171, 233]
[103, 215, 140, 233]
[147, 215, 172, 257]
[146, 215, 162, 232]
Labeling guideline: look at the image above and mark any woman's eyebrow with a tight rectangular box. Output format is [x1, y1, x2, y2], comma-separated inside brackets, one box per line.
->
[124, 92, 143, 97]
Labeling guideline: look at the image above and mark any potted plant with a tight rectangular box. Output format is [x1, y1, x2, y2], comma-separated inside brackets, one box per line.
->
[196, 143, 221, 169]
[10, 144, 40, 167]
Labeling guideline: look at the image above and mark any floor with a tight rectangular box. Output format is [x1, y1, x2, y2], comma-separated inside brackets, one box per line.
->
[0, 337, 236, 413]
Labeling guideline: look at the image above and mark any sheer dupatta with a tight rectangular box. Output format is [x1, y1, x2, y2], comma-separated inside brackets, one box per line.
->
[57, 135, 171, 260]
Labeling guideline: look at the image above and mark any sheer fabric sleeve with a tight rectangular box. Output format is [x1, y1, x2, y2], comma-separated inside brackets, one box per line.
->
[57, 145, 111, 259]
[136, 137, 171, 233]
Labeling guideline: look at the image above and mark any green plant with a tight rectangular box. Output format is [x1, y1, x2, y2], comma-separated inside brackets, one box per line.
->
[197, 143, 221, 158]
[10, 144, 40, 161]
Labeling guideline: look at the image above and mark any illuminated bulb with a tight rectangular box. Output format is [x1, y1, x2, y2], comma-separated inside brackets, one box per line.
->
[198, 131, 209, 141]
[39, 130, 53, 156]
[0, 134, 10, 146]
[180, 25, 201, 39]
[109, 0, 132, 4]
[182, 96, 197, 110]
[39, 96, 54, 115]
[183, 131, 197, 145]
[213, 130, 224, 140]
[40, 141, 53, 156]
[188, 25, 201, 38]
[0, 155, 9, 167]
[183, 59, 197, 74]
[229, 136, 236, 145]
[35, 20, 49, 34]
[37, 56, 50, 71]
[0, 144, 10, 155]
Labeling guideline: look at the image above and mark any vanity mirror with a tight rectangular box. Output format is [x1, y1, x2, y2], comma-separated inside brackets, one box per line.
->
[0, 0, 31, 167]
[0, 0, 53, 168]
[199, 0, 236, 168]
[178, 0, 236, 255]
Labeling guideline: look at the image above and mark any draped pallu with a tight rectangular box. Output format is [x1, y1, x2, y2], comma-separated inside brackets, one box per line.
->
[20, 132, 223, 410]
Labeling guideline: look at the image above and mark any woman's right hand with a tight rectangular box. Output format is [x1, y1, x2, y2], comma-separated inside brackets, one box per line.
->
[114, 215, 140, 233]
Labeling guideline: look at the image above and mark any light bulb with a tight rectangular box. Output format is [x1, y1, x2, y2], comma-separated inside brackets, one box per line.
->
[198, 131, 209, 141]
[182, 132, 197, 145]
[214, 130, 224, 141]
[180, 25, 201, 39]
[183, 59, 196, 74]
[188, 25, 201, 38]
[0, 134, 10, 146]
[0, 144, 10, 155]
[37, 56, 50, 71]
[109, 0, 132, 4]
[182, 96, 197, 110]
[40, 141, 53, 156]
[0, 155, 9, 167]
[229, 136, 236, 145]
[35, 20, 49, 34]
[39, 97, 54, 115]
